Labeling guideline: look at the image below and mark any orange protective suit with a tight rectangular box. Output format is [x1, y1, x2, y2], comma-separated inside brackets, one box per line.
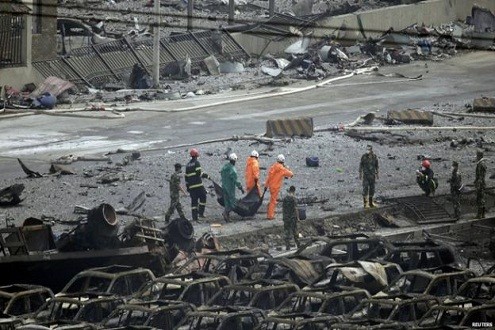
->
[245, 156, 261, 196]
[264, 162, 293, 219]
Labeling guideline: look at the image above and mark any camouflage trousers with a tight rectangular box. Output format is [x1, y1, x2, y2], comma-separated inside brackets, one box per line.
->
[362, 176, 376, 198]
[451, 190, 461, 219]
[284, 218, 299, 248]
[165, 196, 185, 222]
[476, 187, 485, 209]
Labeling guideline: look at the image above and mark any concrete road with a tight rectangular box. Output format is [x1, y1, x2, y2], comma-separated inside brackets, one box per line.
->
[0, 51, 493, 176]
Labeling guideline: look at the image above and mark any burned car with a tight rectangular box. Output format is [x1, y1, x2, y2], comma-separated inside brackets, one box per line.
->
[171, 249, 271, 283]
[309, 260, 402, 295]
[24, 295, 124, 326]
[273, 289, 370, 317]
[0, 313, 23, 330]
[448, 276, 495, 305]
[101, 300, 194, 329]
[133, 273, 231, 306]
[382, 240, 460, 271]
[59, 265, 155, 297]
[261, 257, 327, 288]
[0, 284, 53, 317]
[413, 302, 495, 329]
[295, 234, 388, 263]
[206, 280, 299, 311]
[377, 267, 475, 298]
[336, 295, 440, 329]
[255, 314, 340, 330]
[17, 323, 97, 330]
[176, 306, 266, 330]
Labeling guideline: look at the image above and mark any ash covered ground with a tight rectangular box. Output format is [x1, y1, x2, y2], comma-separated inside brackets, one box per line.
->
[1, 98, 494, 241]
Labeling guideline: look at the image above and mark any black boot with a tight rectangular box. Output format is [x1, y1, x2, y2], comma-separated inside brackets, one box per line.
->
[222, 211, 231, 223]
[363, 197, 368, 208]
[481, 207, 486, 218]
[198, 204, 206, 218]
[369, 196, 375, 208]
[192, 209, 198, 221]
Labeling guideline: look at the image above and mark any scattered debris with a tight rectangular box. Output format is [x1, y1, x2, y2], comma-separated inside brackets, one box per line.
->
[17, 159, 43, 178]
[49, 163, 76, 175]
[219, 61, 245, 74]
[0, 184, 24, 206]
[473, 97, 495, 112]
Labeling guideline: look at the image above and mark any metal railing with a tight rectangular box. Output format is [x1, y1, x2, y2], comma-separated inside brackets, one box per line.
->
[33, 29, 250, 88]
[0, 15, 25, 68]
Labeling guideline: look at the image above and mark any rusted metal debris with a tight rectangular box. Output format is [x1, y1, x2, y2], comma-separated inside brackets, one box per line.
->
[17, 158, 42, 178]
[2, 217, 495, 328]
[0, 183, 25, 206]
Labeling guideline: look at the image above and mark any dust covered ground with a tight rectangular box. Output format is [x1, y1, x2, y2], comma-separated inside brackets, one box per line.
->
[1, 97, 494, 247]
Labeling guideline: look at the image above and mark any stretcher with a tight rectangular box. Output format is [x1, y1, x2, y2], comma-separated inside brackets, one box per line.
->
[211, 179, 265, 217]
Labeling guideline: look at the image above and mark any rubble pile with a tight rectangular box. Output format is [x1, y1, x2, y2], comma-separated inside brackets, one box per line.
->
[7, 0, 476, 106]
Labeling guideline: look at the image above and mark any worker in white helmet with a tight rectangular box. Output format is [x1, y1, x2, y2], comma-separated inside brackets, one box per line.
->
[264, 154, 293, 220]
[245, 150, 261, 196]
[221, 153, 244, 222]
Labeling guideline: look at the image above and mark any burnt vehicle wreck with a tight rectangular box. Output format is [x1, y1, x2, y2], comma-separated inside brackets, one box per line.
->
[0, 204, 194, 292]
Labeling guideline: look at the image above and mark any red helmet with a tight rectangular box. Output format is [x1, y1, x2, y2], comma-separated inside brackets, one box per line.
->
[190, 148, 199, 157]
[421, 160, 431, 168]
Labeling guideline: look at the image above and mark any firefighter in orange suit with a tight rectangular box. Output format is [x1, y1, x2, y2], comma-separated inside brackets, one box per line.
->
[264, 154, 293, 220]
[245, 150, 261, 196]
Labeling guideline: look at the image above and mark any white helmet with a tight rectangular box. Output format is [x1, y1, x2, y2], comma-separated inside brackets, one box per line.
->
[251, 150, 259, 158]
[277, 154, 285, 163]
[229, 153, 238, 161]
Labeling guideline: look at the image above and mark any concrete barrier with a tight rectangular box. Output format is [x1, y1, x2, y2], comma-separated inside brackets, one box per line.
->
[387, 109, 434, 125]
[473, 97, 495, 112]
[265, 117, 314, 138]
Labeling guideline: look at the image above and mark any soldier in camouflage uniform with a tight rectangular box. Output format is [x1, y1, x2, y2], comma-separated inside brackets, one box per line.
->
[359, 145, 379, 208]
[448, 161, 462, 220]
[282, 185, 300, 251]
[475, 150, 486, 219]
[165, 163, 186, 223]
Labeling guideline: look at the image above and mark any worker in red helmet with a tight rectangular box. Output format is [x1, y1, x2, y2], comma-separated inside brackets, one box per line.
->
[416, 159, 437, 196]
[185, 148, 209, 222]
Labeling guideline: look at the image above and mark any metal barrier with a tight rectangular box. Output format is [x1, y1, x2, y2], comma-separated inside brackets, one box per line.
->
[32, 30, 250, 88]
[0, 15, 25, 68]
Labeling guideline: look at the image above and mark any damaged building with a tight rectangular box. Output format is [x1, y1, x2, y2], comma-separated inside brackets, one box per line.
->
[1, 0, 495, 92]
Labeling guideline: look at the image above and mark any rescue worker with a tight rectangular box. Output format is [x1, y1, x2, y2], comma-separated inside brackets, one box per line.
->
[359, 145, 379, 208]
[245, 150, 261, 196]
[475, 150, 486, 219]
[447, 161, 462, 220]
[221, 153, 244, 222]
[282, 185, 300, 250]
[416, 159, 437, 197]
[185, 148, 209, 222]
[164, 163, 187, 223]
[264, 154, 293, 220]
